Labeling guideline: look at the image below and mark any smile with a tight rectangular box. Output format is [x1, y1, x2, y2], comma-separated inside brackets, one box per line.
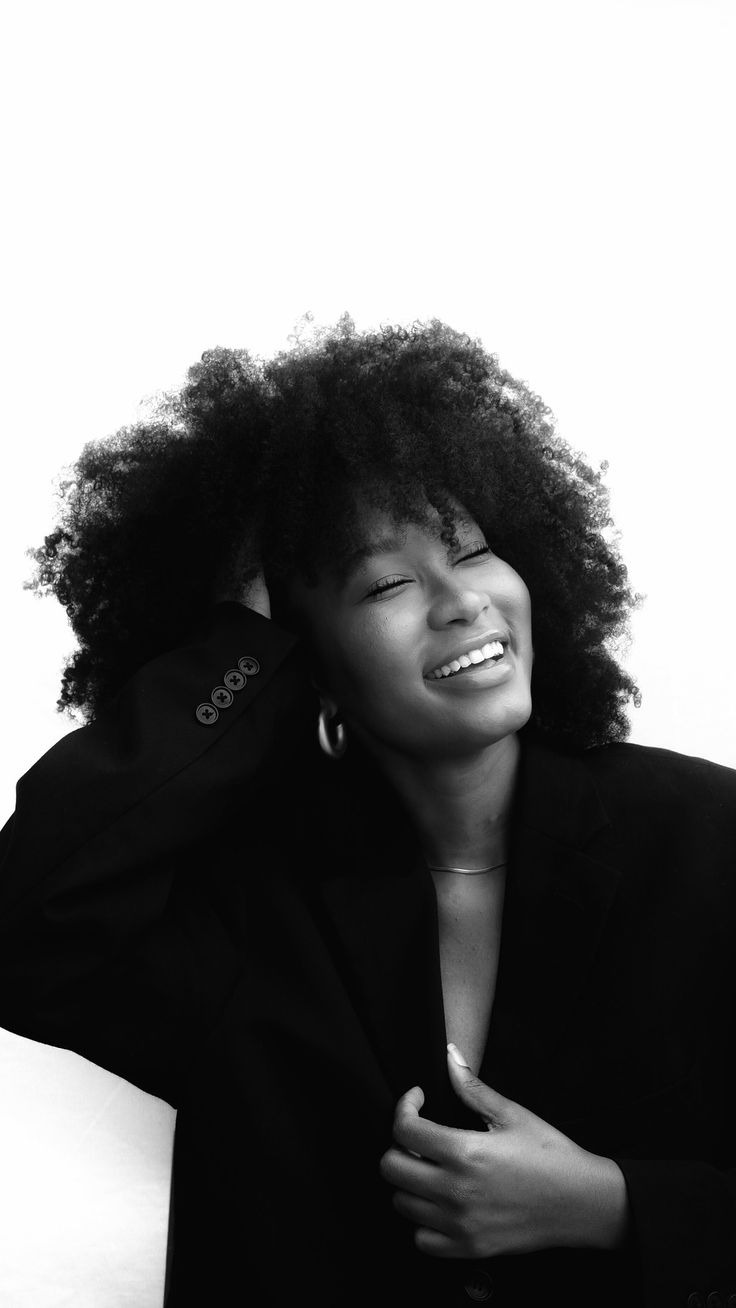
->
[426, 640, 506, 680]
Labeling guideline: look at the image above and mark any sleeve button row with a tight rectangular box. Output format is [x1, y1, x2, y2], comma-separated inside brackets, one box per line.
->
[212, 686, 234, 708]
[195, 655, 261, 724]
[688, 1294, 736, 1308]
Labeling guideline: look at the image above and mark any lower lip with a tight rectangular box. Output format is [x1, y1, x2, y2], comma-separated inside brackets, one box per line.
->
[425, 652, 514, 690]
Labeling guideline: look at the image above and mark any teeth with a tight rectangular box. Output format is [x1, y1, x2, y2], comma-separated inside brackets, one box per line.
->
[429, 640, 505, 679]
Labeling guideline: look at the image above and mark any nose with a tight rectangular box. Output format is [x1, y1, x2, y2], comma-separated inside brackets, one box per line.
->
[427, 580, 490, 630]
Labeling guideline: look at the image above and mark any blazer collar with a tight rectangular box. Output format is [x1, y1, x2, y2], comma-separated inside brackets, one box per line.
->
[309, 734, 622, 1125]
[487, 736, 623, 1108]
[305, 744, 446, 1117]
[504, 731, 619, 918]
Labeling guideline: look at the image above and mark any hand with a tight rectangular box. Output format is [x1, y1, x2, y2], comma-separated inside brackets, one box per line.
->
[234, 569, 271, 619]
[212, 535, 271, 619]
[378, 1043, 630, 1259]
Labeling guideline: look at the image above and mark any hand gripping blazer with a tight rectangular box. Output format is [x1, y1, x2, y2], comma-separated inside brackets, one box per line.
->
[0, 601, 735, 1308]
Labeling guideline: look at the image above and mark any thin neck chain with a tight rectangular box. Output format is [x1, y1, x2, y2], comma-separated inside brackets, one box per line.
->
[426, 860, 507, 876]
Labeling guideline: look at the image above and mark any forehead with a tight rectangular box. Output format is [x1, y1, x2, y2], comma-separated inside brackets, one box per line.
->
[351, 497, 476, 552]
[339, 500, 479, 581]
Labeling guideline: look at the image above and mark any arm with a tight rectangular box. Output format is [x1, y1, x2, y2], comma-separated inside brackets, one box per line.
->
[0, 600, 314, 1105]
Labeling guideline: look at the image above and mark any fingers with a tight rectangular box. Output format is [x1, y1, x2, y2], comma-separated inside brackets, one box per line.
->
[413, 1227, 461, 1258]
[399, 1084, 425, 1114]
[391, 1192, 469, 1258]
[393, 1085, 464, 1164]
[391, 1189, 446, 1229]
[379, 1146, 447, 1203]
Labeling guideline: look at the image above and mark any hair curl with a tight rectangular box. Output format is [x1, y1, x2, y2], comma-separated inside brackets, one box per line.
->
[27, 313, 641, 748]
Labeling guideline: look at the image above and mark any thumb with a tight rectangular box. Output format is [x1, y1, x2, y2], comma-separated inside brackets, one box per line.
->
[446, 1043, 512, 1128]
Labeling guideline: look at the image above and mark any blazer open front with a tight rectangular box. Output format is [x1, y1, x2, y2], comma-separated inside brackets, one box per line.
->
[0, 602, 734, 1307]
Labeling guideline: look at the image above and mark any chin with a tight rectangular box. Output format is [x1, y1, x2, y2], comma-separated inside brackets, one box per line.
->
[472, 698, 532, 742]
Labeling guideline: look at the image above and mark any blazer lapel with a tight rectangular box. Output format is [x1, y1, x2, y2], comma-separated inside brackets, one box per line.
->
[316, 852, 449, 1106]
[306, 746, 454, 1119]
[484, 738, 624, 1106]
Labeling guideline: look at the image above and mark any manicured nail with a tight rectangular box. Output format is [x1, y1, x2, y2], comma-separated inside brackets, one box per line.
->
[447, 1042, 470, 1069]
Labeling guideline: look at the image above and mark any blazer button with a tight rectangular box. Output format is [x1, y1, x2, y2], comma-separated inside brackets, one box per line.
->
[195, 703, 219, 725]
[463, 1271, 493, 1301]
[211, 686, 234, 709]
[223, 669, 247, 691]
[238, 655, 260, 676]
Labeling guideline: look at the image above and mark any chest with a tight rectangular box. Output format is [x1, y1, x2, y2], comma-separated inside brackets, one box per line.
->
[433, 874, 506, 1075]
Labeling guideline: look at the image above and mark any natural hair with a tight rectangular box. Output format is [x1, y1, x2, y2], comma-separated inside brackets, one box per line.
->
[26, 313, 641, 748]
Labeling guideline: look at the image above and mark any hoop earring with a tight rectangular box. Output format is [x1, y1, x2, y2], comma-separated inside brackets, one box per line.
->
[318, 708, 347, 761]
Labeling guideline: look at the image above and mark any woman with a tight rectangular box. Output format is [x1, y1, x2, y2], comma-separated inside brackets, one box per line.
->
[1, 317, 734, 1307]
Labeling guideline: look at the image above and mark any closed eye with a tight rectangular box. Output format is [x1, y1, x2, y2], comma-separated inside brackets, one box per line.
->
[364, 545, 492, 598]
[457, 544, 492, 563]
[364, 574, 413, 598]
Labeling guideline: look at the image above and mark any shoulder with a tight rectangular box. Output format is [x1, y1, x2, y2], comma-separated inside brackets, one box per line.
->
[581, 739, 736, 802]
[571, 741, 736, 851]
[519, 739, 736, 917]
[522, 733, 736, 842]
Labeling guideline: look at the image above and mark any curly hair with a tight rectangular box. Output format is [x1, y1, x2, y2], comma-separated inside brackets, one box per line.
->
[26, 313, 641, 748]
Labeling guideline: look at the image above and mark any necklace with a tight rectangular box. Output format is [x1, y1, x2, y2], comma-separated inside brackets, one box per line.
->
[426, 860, 507, 876]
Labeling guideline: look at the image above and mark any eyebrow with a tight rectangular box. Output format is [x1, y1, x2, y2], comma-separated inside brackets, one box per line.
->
[338, 535, 406, 586]
[340, 524, 480, 586]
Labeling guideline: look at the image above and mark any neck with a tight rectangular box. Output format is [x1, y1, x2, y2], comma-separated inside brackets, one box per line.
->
[365, 732, 520, 870]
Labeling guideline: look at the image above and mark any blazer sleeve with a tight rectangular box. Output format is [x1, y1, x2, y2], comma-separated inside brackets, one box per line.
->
[609, 751, 736, 1305]
[615, 1156, 736, 1304]
[0, 601, 314, 1106]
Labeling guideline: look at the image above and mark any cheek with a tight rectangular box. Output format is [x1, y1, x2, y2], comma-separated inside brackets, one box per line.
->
[519, 586, 533, 639]
[318, 613, 418, 708]
[348, 621, 411, 696]
[499, 567, 532, 629]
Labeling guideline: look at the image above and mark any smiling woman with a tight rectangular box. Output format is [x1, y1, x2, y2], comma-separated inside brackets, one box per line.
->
[1, 317, 734, 1308]
[287, 508, 534, 774]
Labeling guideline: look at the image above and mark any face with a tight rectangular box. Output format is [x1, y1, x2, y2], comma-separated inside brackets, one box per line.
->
[289, 501, 534, 762]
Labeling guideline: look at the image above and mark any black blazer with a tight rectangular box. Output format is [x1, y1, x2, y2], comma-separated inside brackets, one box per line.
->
[0, 601, 734, 1308]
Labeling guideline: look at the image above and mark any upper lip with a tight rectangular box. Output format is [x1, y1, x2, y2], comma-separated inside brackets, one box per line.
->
[423, 631, 509, 677]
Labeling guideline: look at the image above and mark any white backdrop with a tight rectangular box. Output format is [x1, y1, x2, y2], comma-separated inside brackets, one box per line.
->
[0, 0, 734, 1304]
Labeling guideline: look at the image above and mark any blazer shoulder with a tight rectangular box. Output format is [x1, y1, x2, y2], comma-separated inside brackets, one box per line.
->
[579, 740, 736, 832]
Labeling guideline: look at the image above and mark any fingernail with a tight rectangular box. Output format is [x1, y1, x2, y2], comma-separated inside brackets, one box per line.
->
[447, 1042, 470, 1069]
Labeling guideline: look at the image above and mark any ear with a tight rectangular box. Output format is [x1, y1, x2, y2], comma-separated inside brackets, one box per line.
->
[311, 681, 340, 720]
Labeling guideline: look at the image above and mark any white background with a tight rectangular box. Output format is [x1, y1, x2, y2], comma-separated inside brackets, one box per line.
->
[0, 1, 734, 1304]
